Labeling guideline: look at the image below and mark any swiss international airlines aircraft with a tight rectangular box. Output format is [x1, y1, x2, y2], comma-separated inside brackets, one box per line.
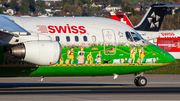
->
[110, 4, 180, 59]
[0, 8, 175, 86]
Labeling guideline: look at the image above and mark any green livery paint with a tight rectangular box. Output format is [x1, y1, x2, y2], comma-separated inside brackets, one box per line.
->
[57, 45, 171, 65]
[0, 43, 174, 77]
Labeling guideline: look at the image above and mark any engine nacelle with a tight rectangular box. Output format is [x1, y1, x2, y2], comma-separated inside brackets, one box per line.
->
[10, 41, 62, 66]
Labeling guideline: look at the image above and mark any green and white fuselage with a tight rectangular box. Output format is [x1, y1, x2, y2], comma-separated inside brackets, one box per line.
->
[0, 15, 175, 78]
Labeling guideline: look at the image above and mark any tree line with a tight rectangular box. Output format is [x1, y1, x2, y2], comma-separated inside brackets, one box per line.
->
[0, 0, 180, 30]
[0, 0, 45, 15]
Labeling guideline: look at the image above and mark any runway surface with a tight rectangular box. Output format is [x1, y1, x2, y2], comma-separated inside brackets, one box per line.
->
[0, 74, 180, 101]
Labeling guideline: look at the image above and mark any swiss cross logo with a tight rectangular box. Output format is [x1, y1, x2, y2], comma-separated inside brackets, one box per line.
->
[37, 25, 48, 33]
[120, 17, 126, 24]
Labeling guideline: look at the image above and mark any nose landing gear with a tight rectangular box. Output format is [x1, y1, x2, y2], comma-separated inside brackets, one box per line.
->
[134, 72, 147, 86]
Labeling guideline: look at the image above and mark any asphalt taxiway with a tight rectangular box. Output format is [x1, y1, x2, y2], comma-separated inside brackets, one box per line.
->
[0, 74, 180, 101]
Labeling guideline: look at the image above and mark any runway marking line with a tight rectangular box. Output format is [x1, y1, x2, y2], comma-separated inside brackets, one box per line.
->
[0, 87, 179, 94]
[0, 86, 135, 90]
[0, 86, 179, 90]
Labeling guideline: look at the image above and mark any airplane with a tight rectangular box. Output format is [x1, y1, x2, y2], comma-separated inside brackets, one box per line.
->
[110, 4, 180, 59]
[0, 12, 175, 86]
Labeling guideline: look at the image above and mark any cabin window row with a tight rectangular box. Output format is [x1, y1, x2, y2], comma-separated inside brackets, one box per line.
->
[55, 36, 88, 42]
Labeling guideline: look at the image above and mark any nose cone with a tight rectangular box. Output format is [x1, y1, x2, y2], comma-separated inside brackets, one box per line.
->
[164, 51, 175, 63]
[148, 44, 175, 64]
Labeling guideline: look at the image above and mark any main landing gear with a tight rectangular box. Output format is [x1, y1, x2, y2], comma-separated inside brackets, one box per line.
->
[134, 72, 147, 86]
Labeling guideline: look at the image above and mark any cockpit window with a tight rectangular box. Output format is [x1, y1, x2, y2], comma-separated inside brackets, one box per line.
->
[125, 32, 133, 42]
[131, 32, 141, 42]
[136, 32, 144, 40]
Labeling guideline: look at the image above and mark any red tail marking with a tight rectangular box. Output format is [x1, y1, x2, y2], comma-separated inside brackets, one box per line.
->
[111, 14, 133, 28]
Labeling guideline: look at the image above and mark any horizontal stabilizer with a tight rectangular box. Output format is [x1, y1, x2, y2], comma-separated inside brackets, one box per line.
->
[114, 12, 131, 15]
[147, 4, 180, 7]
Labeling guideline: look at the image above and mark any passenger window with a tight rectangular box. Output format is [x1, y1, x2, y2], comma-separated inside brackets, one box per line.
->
[55, 36, 60, 41]
[83, 36, 87, 42]
[66, 36, 70, 42]
[75, 36, 79, 42]
[131, 32, 141, 42]
[125, 32, 133, 42]
[92, 35, 96, 42]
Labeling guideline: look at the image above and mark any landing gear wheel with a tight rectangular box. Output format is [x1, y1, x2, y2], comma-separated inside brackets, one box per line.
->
[134, 77, 139, 86]
[134, 76, 147, 86]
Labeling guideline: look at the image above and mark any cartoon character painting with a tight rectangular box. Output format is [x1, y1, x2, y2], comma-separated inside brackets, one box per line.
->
[56, 56, 64, 66]
[66, 47, 74, 65]
[95, 51, 101, 65]
[138, 46, 145, 65]
[113, 58, 127, 64]
[76, 47, 85, 65]
[129, 46, 137, 65]
[59, 56, 64, 65]
[146, 57, 159, 64]
[86, 51, 93, 65]
[103, 59, 111, 64]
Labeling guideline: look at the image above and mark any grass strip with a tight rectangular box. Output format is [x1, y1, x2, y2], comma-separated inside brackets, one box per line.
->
[145, 59, 180, 74]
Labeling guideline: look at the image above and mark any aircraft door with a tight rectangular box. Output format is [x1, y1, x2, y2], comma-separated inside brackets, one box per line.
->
[102, 29, 116, 55]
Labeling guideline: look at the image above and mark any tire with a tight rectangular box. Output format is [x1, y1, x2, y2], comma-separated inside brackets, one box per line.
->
[134, 77, 140, 86]
[137, 77, 147, 86]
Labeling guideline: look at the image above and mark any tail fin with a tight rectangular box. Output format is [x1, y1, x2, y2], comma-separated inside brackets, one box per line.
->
[110, 11, 133, 27]
[134, 4, 169, 31]
[134, 4, 180, 31]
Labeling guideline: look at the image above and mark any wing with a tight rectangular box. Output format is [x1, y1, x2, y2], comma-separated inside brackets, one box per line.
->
[0, 14, 30, 45]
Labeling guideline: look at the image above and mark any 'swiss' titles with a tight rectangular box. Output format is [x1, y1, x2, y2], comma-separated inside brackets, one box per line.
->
[37, 24, 86, 34]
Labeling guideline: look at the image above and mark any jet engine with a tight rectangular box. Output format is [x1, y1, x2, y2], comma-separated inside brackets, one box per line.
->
[9, 41, 62, 66]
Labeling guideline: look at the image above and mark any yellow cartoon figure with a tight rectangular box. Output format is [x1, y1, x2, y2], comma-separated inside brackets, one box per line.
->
[86, 51, 93, 65]
[129, 46, 137, 65]
[60, 56, 64, 65]
[56, 56, 64, 66]
[66, 48, 74, 65]
[138, 46, 145, 65]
